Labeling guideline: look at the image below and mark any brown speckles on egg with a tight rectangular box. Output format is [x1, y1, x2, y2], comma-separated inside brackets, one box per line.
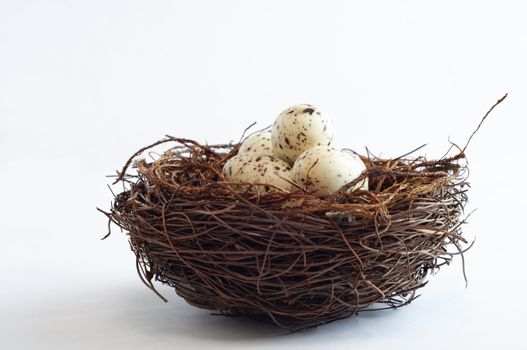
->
[239, 131, 274, 157]
[305, 179, 315, 187]
[222, 153, 292, 192]
[271, 104, 334, 163]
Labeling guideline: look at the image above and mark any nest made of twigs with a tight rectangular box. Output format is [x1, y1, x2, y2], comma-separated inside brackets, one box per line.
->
[100, 132, 475, 330]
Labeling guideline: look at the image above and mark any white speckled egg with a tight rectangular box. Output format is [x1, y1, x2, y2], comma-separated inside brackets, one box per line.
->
[238, 131, 273, 156]
[272, 104, 334, 164]
[222, 154, 292, 191]
[292, 146, 368, 196]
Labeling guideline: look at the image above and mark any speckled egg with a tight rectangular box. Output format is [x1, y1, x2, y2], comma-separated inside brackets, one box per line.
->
[238, 131, 273, 156]
[271, 104, 334, 164]
[292, 146, 368, 196]
[222, 153, 292, 191]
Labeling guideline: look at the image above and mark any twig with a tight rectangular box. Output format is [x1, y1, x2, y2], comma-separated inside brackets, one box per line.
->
[463, 93, 508, 152]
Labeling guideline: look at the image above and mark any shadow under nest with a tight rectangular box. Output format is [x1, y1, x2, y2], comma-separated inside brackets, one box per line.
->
[101, 136, 472, 331]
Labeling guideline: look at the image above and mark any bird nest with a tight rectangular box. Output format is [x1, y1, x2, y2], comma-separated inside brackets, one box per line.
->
[99, 96, 506, 330]
[101, 137, 471, 329]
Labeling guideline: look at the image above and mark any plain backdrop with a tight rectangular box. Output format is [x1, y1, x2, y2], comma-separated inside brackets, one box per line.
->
[1, 1, 526, 349]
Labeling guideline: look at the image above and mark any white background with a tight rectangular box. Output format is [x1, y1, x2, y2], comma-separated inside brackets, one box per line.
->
[1, 1, 526, 349]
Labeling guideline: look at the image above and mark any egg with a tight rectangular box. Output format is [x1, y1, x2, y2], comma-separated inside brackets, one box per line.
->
[272, 104, 335, 164]
[238, 131, 273, 156]
[222, 153, 292, 191]
[292, 146, 368, 196]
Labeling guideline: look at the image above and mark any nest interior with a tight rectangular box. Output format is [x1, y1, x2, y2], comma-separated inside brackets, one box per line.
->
[101, 136, 471, 330]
